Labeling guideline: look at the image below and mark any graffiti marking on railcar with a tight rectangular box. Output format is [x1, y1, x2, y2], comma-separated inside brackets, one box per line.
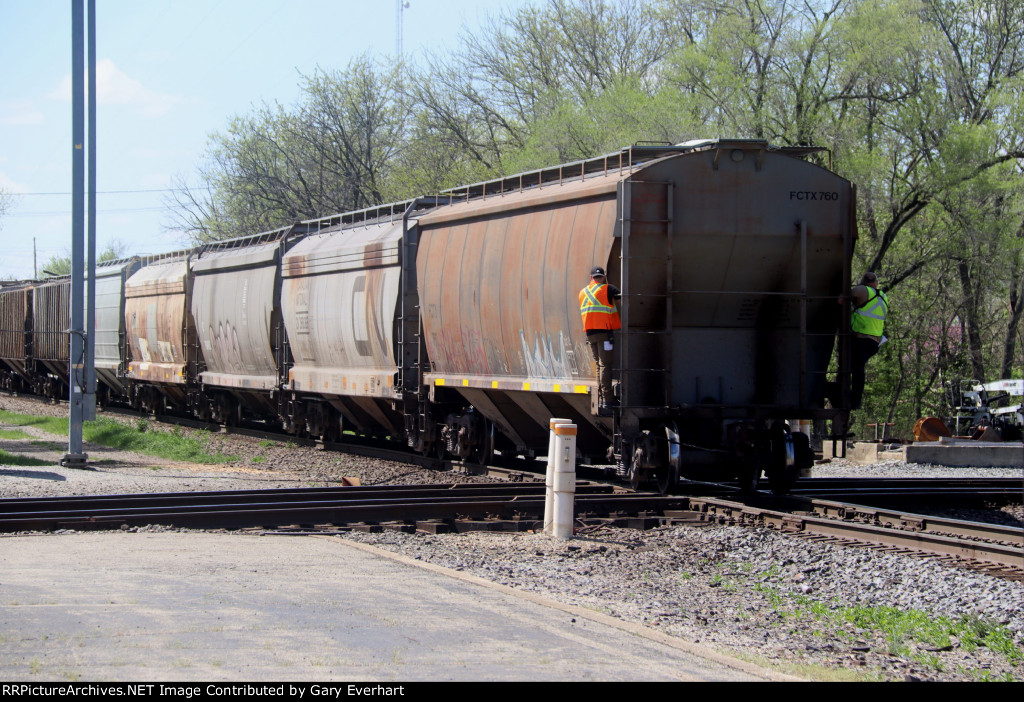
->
[519, 329, 576, 380]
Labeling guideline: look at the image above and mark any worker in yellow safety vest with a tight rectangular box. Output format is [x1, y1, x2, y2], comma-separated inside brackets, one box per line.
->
[849, 271, 889, 410]
[579, 266, 621, 415]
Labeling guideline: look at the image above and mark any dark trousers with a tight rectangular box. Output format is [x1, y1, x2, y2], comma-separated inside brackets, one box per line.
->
[851, 336, 880, 410]
[586, 331, 614, 407]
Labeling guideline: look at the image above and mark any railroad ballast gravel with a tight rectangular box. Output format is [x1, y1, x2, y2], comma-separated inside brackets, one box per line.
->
[2, 395, 1023, 681]
[0, 395, 498, 496]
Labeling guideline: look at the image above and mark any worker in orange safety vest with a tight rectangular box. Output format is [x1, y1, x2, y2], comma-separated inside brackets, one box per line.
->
[579, 266, 621, 415]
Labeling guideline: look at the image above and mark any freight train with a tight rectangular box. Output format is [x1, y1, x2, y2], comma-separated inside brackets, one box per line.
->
[0, 140, 855, 494]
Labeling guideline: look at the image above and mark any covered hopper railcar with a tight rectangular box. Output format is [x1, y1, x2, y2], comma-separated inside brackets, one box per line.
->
[189, 227, 299, 425]
[3, 139, 853, 495]
[278, 198, 449, 450]
[91, 257, 143, 404]
[124, 252, 199, 413]
[0, 281, 34, 394]
[31, 275, 72, 400]
[414, 140, 854, 493]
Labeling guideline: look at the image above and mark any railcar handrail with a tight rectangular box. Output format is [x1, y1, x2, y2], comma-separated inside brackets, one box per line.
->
[439, 139, 826, 204]
[194, 224, 293, 254]
[299, 197, 444, 234]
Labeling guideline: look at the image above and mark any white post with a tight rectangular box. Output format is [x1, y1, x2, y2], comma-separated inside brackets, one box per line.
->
[551, 423, 577, 540]
[544, 418, 571, 534]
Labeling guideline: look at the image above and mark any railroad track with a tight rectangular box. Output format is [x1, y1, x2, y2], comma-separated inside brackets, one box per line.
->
[3, 481, 1020, 581]
[685, 494, 1024, 581]
[670, 477, 1024, 501]
[84, 404, 1024, 494]
[789, 476, 1024, 498]
[5, 393, 1022, 579]
[0, 483, 663, 534]
[2, 392, 552, 482]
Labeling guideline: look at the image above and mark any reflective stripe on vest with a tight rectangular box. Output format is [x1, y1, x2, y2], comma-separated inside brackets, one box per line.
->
[579, 282, 621, 331]
[851, 288, 888, 337]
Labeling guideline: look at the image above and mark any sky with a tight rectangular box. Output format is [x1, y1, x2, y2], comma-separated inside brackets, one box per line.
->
[0, 0, 534, 280]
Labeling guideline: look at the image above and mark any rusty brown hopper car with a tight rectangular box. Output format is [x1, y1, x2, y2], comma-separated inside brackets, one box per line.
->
[0, 281, 33, 392]
[124, 254, 197, 412]
[416, 140, 853, 493]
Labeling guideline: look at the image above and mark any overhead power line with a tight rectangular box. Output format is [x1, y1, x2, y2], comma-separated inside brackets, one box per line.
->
[16, 186, 211, 196]
[10, 206, 171, 217]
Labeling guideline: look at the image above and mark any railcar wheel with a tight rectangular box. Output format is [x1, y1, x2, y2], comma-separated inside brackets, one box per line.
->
[628, 451, 645, 491]
[472, 420, 495, 465]
[655, 461, 678, 495]
[628, 433, 657, 491]
[655, 424, 681, 495]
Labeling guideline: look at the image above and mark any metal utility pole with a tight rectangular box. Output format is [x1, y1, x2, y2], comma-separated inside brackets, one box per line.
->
[62, 0, 95, 468]
[84, 0, 97, 421]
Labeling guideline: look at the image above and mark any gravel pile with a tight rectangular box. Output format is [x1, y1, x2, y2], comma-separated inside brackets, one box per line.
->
[3, 394, 1023, 681]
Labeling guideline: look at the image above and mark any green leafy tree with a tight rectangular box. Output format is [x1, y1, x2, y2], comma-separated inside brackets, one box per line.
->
[411, 0, 679, 172]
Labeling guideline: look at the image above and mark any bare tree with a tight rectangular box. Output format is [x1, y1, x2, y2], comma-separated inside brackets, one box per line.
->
[167, 55, 409, 243]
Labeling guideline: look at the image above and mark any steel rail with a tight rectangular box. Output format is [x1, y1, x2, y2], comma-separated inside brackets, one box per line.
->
[0, 485, 687, 533]
[805, 499, 1024, 544]
[794, 477, 1024, 489]
[686, 496, 1024, 573]
[789, 486, 1022, 502]
[0, 483, 604, 512]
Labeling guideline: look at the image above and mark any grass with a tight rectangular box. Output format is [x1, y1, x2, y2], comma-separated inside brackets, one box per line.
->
[830, 605, 1023, 665]
[0, 427, 33, 440]
[729, 649, 884, 682]
[0, 409, 237, 464]
[755, 584, 1023, 677]
[0, 449, 52, 467]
